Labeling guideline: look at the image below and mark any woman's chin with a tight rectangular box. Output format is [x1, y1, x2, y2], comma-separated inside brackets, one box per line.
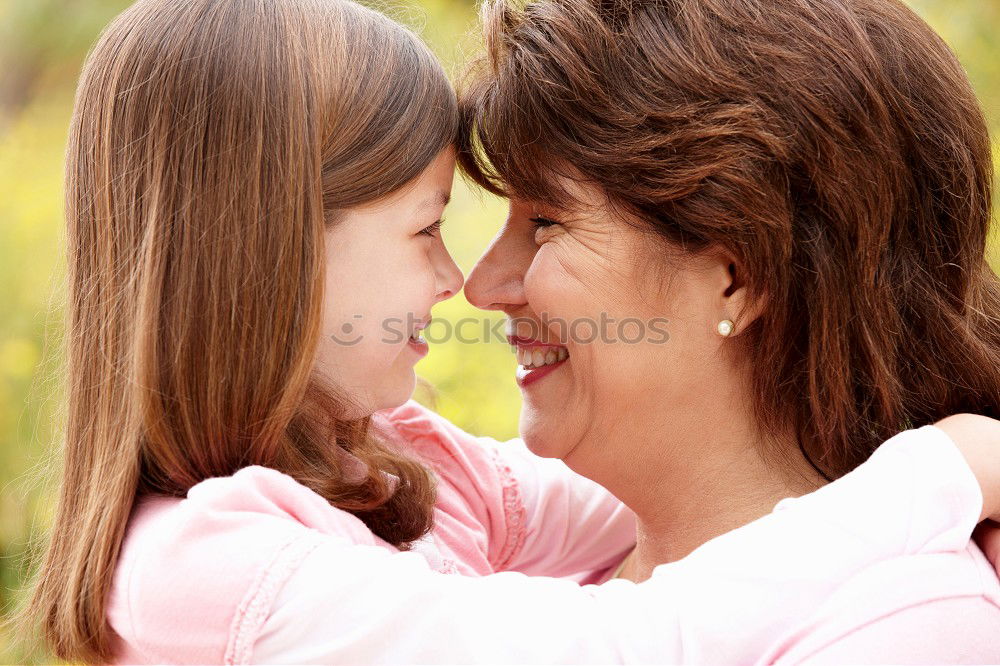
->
[519, 409, 572, 460]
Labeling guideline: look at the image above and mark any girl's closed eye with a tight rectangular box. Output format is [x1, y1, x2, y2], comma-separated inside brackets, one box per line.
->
[419, 218, 444, 237]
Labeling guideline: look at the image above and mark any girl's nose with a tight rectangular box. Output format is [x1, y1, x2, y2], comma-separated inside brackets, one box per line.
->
[434, 243, 465, 303]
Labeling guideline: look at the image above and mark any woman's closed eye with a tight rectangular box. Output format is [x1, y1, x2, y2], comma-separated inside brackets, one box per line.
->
[530, 216, 562, 243]
[529, 216, 561, 229]
[418, 218, 444, 237]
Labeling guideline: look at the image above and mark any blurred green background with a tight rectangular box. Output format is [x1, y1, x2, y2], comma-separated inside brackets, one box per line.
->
[0, 0, 997, 662]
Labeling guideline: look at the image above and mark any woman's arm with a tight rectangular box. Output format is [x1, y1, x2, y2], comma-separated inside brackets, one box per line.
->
[248, 424, 983, 664]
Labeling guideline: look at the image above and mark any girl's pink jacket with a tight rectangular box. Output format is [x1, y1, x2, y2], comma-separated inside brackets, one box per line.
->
[107, 401, 1000, 664]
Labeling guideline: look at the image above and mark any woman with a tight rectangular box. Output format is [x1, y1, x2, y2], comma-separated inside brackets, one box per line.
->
[459, 0, 1000, 656]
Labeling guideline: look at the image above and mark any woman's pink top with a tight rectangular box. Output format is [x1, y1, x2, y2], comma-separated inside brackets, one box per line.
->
[106, 400, 1000, 664]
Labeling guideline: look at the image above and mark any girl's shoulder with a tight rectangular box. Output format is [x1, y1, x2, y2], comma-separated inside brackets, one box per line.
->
[373, 400, 530, 520]
[108, 466, 390, 663]
[373, 400, 529, 571]
[373, 399, 492, 459]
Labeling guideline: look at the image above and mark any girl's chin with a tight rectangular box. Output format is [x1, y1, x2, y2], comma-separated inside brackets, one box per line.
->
[374, 370, 417, 410]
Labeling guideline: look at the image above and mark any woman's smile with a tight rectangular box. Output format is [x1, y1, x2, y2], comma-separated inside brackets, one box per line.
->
[510, 335, 571, 387]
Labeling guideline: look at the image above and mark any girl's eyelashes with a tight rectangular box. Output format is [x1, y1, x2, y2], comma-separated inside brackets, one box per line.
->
[418, 218, 444, 237]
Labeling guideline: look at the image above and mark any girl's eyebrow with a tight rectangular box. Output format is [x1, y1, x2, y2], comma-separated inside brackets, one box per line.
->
[416, 191, 450, 212]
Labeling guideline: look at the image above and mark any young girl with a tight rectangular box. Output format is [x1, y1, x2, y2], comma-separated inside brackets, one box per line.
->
[12, 0, 1000, 663]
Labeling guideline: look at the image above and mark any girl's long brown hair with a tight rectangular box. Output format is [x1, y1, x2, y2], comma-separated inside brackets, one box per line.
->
[459, 0, 1000, 476]
[13, 0, 456, 662]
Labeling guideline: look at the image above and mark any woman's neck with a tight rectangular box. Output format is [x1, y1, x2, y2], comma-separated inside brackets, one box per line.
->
[620, 466, 822, 581]
[605, 396, 827, 581]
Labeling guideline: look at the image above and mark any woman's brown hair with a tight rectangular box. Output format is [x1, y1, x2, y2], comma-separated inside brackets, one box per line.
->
[13, 0, 456, 661]
[459, 0, 999, 476]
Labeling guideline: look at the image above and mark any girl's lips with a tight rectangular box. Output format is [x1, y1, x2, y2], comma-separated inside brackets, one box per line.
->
[515, 357, 567, 387]
[406, 314, 433, 359]
[407, 335, 429, 358]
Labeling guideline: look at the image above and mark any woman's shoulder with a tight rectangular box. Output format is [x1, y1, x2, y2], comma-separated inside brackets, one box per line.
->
[760, 543, 1000, 664]
[108, 466, 388, 664]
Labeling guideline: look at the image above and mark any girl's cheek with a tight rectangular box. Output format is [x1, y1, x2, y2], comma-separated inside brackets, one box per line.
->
[420, 249, 445, 302]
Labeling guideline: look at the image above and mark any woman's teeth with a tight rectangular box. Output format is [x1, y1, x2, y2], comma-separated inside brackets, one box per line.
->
[515, 346, 569, 369]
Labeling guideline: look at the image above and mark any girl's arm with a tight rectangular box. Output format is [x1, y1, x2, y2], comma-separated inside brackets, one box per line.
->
[470, 413, 1000, 582]
[958, 412, 1000, 571]
[488, 436, 635, 581]
[376, 400, 636, 580]
[934, 413, 1000, 522]
[486, 413, 1000, 582]
[247, 423, 984, 664]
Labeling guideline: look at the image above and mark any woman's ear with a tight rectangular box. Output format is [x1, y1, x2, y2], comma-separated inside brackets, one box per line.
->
[709, 249, 766, 336]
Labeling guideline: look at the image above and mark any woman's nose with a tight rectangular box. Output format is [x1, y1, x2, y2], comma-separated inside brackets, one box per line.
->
[464, 224, 528, 311]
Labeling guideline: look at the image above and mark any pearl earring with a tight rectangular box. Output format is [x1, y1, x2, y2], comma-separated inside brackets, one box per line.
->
[717, 319, 735, 337]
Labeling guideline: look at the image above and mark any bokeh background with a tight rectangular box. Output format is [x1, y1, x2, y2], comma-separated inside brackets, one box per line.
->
[0, 0, 997, 661]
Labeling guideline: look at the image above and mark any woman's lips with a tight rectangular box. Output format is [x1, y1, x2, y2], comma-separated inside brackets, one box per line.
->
[508, 335, 569, 387]
[515, 358, 567, 387]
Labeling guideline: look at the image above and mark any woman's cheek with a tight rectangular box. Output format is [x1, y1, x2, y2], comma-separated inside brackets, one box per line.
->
[524, 249, 564, 313]
[524, 251, 588, 340]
